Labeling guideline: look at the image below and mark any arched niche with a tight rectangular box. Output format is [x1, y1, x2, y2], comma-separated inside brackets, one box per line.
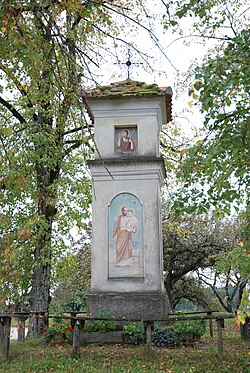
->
[108, 193, 144, 278]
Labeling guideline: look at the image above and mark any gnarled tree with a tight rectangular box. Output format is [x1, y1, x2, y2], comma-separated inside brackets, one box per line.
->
[162, 209, 242, 309]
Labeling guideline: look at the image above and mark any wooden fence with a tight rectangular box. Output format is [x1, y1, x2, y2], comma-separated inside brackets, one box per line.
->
[0, 311, 237, 362]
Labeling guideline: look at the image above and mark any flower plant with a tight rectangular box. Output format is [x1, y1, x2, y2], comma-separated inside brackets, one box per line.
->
[123, 319, 207, 348]
[42, 318, 73, 342]
[152, 326, 183, 348]
[123, 323, 145, 345]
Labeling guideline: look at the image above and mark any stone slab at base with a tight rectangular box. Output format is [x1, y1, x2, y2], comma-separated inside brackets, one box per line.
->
[80, 331, 124, 344]
[87, 293, 171, 320]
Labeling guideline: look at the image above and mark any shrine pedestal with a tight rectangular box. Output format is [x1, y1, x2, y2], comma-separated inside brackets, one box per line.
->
[85, 81, 173, 321]
[88, 292, 170, 320]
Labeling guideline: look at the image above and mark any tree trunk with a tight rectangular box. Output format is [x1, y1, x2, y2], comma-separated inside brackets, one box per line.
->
[27, 9, 73, 336]
[164, 274, 173, 309]
[30, 238, 51, 312]
[28, 159, 60, 336]
[237, 281, 247, 309]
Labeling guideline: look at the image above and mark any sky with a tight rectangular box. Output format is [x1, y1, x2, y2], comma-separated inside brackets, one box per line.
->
[89, 6, 217, 137]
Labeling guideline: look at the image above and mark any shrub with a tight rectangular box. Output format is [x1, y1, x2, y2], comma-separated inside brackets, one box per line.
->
[123, 323, 145, 345]
[171, 319, 207, 341]
[123, 322, 138, 335]
[84, 309, 116, 333]
[123, 319, 207, 347]
[152, 326, 183, 348]
[43, 318, 73, 342]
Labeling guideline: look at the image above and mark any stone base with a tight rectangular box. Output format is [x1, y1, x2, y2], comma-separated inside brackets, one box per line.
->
[87, 292, 171, 320]
[80, 331, 124, 344]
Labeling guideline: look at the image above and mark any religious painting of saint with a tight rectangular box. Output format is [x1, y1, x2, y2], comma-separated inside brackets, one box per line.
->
[114, 205, 137, 266]
[115, 127, 138, 153]
[109, 193, 143, 278]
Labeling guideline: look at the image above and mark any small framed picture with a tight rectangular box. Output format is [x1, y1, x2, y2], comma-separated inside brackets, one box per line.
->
[115, 126, 138, 153]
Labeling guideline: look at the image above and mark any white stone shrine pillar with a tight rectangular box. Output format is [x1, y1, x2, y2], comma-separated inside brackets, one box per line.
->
[85, 81, 172, 319]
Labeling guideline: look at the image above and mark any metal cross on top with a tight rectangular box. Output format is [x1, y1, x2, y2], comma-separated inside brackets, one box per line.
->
[117, 48, 143, 81]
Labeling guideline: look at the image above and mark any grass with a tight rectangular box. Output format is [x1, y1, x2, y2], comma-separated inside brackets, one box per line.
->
[0, 319, 249, 372]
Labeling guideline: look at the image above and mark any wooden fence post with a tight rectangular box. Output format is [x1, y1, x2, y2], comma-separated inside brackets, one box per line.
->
[0, 317, 4, 345]
[144, 321, 153, 352]
[207, 311, 213, 338]
[1, 316, 11, 360]
[18, 316, 28, 342]
[216, 318, 224, 361]
[72, 319, 80, 359]
[70, 313, 76, 329]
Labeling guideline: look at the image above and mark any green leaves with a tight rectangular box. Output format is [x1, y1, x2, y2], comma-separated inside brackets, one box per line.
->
[0, 0, 158, 309]
[163, 0, 249, 37]
[174, 28, 250, 215]
[1, 127, 12, 136]
[161, 1, 250, 314]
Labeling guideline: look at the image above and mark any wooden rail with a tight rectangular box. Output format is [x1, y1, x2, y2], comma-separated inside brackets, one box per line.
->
[0, 311, 236, 362]
[169, 310, 219, 338]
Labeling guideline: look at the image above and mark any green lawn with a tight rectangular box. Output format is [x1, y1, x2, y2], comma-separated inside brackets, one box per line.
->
[0, 319, 249, 372]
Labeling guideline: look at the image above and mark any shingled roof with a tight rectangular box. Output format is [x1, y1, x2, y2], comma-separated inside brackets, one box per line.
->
[82, 80, 173, 123]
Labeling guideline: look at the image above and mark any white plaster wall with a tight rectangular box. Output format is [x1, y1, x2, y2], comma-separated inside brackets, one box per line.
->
[90, 160, 165, 294]
[87, 97, 167, 159]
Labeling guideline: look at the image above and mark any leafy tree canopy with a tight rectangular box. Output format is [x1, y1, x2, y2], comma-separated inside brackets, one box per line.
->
[161, 0, 250, 318]
[0, 0, 157, 314]
[162, 206, 242, 308]
[176, 29, 250, 216]
[160, 0, 249, 214]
